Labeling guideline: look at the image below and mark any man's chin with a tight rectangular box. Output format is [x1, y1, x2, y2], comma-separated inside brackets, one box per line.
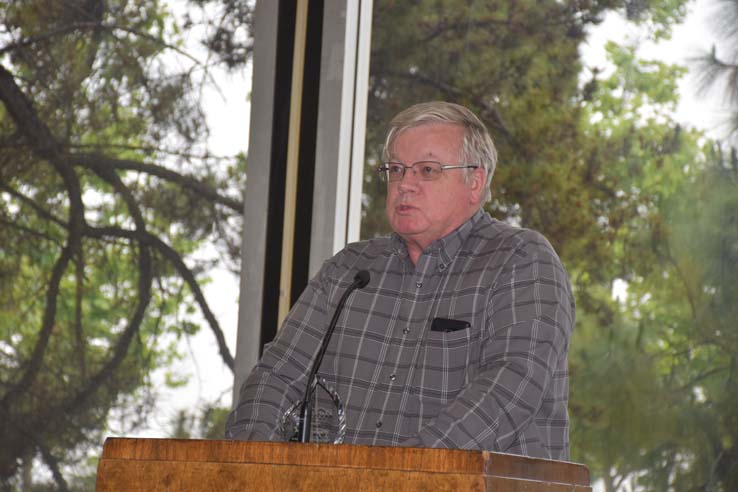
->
[392, 224, 428, 241]
[390, 216, 420, 232]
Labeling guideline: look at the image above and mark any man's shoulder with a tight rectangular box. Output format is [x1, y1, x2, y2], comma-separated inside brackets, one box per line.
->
[340, 235, 394, 257]
[470, 214, 558, 259]
[471, 215, 573, 301]
[323, 235, 395, 271]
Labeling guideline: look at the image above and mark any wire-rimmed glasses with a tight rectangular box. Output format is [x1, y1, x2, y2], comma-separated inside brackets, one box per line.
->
[377, 161, 479, 182]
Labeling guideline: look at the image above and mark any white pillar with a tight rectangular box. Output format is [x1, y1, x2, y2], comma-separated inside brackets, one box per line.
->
[232, 0, 373, 405]
[232, 0, 280, 404]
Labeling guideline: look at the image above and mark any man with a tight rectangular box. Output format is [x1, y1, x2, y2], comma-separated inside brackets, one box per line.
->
[226, 101, 575, 460]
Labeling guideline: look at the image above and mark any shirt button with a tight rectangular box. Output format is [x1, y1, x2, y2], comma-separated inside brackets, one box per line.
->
[403, 328, 410, 334]
[389, 374, 396, 381]
[375, 420, 383, 428]
[439, 264, 446, 271]
[415, 281, 422, 288]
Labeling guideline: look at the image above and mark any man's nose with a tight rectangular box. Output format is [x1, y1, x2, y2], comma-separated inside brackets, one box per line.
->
[397, 166, 421, 186]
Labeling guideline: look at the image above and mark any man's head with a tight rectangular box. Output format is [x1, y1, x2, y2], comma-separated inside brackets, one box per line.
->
[381, 102, 497, 260]
[383, 101, 497, 203]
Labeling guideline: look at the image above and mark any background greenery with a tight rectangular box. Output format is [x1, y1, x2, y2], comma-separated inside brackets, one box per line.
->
[0, 1, 246, 489]
[362, 2, 738, 490]
[0, 0, 736, 490]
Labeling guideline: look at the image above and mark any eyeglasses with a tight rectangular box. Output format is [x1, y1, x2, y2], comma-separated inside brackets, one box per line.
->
[377, 161, 479, 182]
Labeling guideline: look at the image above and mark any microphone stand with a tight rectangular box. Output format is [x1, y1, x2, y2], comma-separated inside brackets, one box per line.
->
[297, 270, 370, 443]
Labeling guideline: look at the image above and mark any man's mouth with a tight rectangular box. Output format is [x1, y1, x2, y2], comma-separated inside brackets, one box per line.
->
[396, 204, 416, 213]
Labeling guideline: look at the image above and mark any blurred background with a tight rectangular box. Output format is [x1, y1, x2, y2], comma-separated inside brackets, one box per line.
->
[1, 0, 737, 490]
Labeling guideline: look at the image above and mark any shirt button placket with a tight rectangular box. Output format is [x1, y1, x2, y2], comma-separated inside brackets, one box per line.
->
[410, 277, 422, 340]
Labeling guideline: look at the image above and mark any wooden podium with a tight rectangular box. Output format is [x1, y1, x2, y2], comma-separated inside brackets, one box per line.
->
[96, 438, 591, 491]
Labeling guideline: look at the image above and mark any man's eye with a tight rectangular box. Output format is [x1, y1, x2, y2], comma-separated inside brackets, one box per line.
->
[388, 165, 404, 174]
[420, 165, 437, 176]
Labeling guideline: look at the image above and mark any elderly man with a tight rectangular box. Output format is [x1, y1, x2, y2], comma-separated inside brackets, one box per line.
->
[226, 101, 575, 460]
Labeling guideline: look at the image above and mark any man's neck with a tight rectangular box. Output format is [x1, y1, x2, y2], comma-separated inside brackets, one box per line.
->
[402, 208, 482, 265]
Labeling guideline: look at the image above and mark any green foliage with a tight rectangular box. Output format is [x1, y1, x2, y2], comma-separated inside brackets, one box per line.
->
[691, 0, 738, 139]
[0, 0, 247, 489]
[364, 0, 591, 243]
[169, 403, 230, 441]
[1, 0, 735, 490]
[365, 0, 738, 490]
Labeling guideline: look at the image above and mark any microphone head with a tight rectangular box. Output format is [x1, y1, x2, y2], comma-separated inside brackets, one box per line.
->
[354, 270, 370, 288]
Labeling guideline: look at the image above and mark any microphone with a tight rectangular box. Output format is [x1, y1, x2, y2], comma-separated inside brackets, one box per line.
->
[296, 270, 371, 443]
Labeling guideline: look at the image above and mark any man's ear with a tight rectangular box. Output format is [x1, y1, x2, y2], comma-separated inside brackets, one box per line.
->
[468, 166, 487, 204]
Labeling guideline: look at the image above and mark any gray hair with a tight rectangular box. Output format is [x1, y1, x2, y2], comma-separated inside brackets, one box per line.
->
[382, 101, 497, 203]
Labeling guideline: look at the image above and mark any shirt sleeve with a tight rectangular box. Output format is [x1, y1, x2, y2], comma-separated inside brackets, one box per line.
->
[400, 234, 574, 453]
[225, 263, 333, 441]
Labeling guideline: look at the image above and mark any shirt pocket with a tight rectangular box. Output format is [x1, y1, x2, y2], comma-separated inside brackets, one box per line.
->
[413, 323, 482, 406]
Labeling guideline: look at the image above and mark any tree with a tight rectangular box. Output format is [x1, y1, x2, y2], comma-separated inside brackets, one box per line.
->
[573, 142, 738, 491]
[362, 0, 690, 275]
[565, 41, 715, 492]
[3, 0, 735, 490]
[362, 1, 738, 490]
[693, 0, 738, 139]
[0, 0, 252, 488]
[169, 403, 231, 441]
[634, 147, 738, 490]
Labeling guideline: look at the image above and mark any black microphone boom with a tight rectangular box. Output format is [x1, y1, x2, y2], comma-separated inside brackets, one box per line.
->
[296, 270, 370, 443]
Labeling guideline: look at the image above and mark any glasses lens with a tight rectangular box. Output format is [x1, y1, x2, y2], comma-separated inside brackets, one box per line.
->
[386, 163, 405, 182]
[380, 162, 447, 182]
[415, 161, 443, 180]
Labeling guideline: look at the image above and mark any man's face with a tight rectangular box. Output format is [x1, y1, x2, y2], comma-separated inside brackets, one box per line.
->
[385, 123, 485, 255]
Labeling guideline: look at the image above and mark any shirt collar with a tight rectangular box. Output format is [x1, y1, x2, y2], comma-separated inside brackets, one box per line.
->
[391, 208, 484, 270]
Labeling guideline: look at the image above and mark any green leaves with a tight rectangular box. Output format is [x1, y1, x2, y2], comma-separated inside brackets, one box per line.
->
[365, 0, 738, 489]
[0, 0, 245, 487]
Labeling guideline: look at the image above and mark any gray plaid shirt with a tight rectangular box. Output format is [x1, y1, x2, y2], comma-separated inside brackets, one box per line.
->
[227, 210, 574, 460]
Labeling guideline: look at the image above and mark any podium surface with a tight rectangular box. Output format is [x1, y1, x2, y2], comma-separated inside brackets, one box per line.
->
[96, 437, 591, 491]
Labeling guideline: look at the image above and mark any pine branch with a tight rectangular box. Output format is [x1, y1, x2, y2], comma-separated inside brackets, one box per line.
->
[37, 444, 69, 492]
[59, 160, 154, 414]
[1, 59, 236, 410]
[0, 219, 63, 245]
[0, 62, 86, 409]
[380, 68, 515, 143]
[0, 21, 203, 67]
[72, 152, 244, 213]
[87, 224, 235, 372]
[0, 182, 67, 228]
[69, 141, 239, 162]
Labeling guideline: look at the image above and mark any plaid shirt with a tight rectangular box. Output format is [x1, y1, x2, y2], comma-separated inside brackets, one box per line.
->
[227, 210, 574, 460]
